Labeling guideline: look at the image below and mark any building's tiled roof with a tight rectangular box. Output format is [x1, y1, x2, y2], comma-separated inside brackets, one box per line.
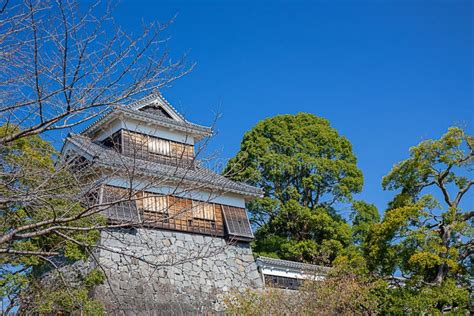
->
[65, 133, 263, 198]
[256, 256, 330, 273]
[127, 90, 186, 121]
[81, 107, 212, 138]
[81, 91, 212, 138]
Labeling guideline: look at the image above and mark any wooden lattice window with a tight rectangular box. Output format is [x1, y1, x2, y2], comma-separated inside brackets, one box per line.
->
[142, 193, 169, 214]
[100, 187, 225, 237]
[101, 186, 141, 222]
[122, 130, 194, 164]
[192, 201, 215, 220]
[170, 141, 194, 160]
[221, 205, 253, 239]
[127, 131, 147, 145]
[148, 137, 171, 156]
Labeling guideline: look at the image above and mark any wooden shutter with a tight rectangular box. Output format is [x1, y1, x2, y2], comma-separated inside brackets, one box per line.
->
[101, 186, 141, 223]
[142, 193, 168, 213]
[127, 131, 147, 145]
[148, 137, 171, 155]
[192, 201, 215, 220]
[171, 142, 195, 162]
[122, 130, 147, 160]
[221, 205, 253, 240]
[203, 203, 215, 220]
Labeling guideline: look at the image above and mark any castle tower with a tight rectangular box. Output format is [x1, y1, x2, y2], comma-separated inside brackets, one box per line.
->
[61, 91, 263, 314]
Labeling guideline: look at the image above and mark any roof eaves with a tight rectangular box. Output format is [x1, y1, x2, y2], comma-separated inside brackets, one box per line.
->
[79, 107, 119, 135]
[80, 107, 212, 138]
[118, 108, 212, 135]
[66, 134, 262, 197]
[127, 91, 186, 122]
[256, 256, 330, 273]
[97, 161, 263, 197]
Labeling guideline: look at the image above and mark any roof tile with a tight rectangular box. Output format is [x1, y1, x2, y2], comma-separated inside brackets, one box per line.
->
[256, 256, 330, 273]
[66, 134, 263, 197]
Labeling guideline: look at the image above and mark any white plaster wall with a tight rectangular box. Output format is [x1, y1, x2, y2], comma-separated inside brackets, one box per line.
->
[94, 118, 195, 145]
[92, 119, 123, 142]
[259, 267, 325, 281]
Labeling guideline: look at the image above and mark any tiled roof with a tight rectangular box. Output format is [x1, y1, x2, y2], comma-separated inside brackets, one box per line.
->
[81, 107, 212, 138]
[256, 256, 330, 273]
[127, 90, 186, 121]
[81, 91, 212, 138]
[65, 133, 263, 197]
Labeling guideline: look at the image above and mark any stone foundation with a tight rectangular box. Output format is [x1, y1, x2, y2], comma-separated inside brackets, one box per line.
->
[93, 228, 262, 315]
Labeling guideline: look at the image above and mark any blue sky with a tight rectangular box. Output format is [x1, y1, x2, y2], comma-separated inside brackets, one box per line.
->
[104, 0, 472, 214]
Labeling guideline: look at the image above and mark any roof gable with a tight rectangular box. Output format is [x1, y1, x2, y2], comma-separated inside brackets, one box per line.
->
[128, 90, 185, 122]
[81, 90, 212, 141]
[140, 105, 173, 119]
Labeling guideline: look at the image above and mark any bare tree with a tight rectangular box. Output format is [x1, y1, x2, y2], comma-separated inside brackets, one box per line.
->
[1, 114, 257, 314]
[0, 0, 192, 145]
[0, 1, 260, 314]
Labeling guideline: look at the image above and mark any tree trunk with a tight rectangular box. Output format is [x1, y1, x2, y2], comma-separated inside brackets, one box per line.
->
[434, 262, 448, 284]
[433, 224, 451, 284]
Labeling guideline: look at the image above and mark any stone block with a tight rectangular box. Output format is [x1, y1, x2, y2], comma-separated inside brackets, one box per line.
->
[95, 228, 263, 314]
[162, 239, 171, 247]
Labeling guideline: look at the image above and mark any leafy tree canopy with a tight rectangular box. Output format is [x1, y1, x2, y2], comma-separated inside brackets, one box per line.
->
[367, 127, 473, 280]
[225, 113, 363, 263]
[350, 200, 380, 246]
[0, 125, 105, 314]
[363, 127, 473, 313]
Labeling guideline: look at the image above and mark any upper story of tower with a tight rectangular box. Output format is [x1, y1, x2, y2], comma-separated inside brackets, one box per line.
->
[80, 90, 212, 168]
[61, 91, 262, 242]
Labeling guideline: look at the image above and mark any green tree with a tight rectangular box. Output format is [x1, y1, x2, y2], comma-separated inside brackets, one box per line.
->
[0, 125, 105, 314]
[366, 127, 473, 313]
[1, 0, 195, 313]
[225, 113, 363, 263]
[350, 201, 380, 246]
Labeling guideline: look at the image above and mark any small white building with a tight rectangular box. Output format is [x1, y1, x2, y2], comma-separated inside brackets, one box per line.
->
[256, 256, 330, 290]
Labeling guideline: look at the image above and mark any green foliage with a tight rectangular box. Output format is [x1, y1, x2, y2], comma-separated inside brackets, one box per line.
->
[225, 259, 384, 315]
[1, 125, 105, 313]
[225, 124, 473, 315]
[225, 113, 362, 263]
[369, 128, 472, 277]
[365, 127, 473, 311]
[0, 125, 56, 173]
[253, 201, 351, 262]
[380, 278, 469, 314]
[350, 200, 380, 246]
[226, 113, 363, 206]
[382, 127, 468, 197]
[34, 269, 105, 315]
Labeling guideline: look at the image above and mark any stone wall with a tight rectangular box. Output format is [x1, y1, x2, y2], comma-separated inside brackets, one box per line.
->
[94, 228, 263, 315]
